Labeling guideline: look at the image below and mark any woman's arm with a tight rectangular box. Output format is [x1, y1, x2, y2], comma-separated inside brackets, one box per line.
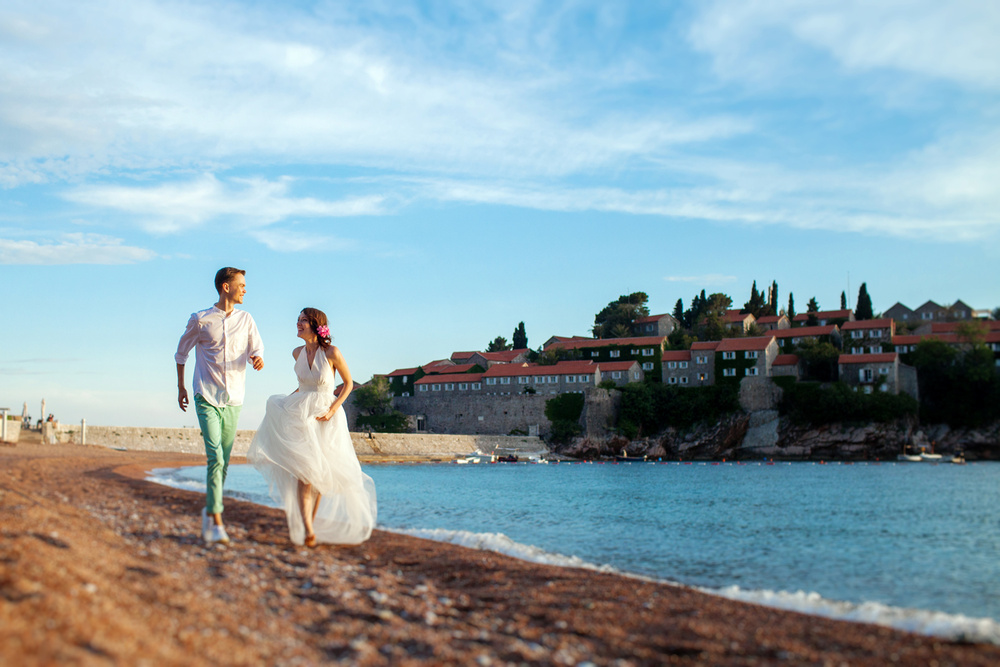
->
[317, 346, 353, 421]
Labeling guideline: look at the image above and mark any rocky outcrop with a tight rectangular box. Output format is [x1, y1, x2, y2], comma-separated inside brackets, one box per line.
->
[557, 413, 1000, 461]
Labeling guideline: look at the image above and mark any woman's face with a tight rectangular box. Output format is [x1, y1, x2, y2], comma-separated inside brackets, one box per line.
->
[296, 313, 313, 340]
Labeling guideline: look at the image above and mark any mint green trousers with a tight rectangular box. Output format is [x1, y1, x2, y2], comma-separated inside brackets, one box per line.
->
[194, 395, 242, 515]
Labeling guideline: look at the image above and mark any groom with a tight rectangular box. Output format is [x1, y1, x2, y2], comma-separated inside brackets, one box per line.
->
[175, 267, 264, 544]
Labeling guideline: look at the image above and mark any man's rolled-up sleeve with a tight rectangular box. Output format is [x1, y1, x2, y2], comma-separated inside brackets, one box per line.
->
[175, 313, 199, 365]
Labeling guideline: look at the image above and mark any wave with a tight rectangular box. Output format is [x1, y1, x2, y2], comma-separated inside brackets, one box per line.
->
[146, 469, 1000, 645]
[389, 526, 1000, 645]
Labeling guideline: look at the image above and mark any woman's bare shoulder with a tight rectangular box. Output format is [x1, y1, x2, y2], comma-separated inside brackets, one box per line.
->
[292, 345, 305, 360]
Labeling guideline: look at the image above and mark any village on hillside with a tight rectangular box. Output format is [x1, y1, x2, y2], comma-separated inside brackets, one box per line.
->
[344, 291, 1000, 438]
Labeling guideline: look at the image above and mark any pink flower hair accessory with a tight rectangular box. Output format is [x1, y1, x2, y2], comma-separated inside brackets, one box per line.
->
[316, 325, 330, 338]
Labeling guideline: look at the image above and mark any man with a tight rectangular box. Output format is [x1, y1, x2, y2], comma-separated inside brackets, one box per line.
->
[176, 267, 264, 544]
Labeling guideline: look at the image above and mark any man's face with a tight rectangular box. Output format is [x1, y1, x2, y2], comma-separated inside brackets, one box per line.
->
[225, 275, 247, 303]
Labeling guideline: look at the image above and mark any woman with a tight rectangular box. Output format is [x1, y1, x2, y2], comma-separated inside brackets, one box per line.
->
[248, 308, 377, 546]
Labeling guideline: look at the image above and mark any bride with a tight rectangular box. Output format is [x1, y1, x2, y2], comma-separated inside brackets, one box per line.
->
[248, 308, 377, 547]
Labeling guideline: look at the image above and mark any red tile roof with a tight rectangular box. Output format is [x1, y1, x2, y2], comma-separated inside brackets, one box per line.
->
[772, 325, 838, 339]
[842, 318, 893, 331]
[450, 351, 477, 361]
[546, 336, 667, 351]
[838, 353, 898, 364]
[723, 310, 754, 323]
[479, 348, 530, 362]
[414, 372, 485, 386]
[483, 361, 596, 378]
[716, 336, 775, 352]
[387, 367, 419, 377]
[772, 354, 799, 366]
[634, 313, 671, 324]
[597, 361, 641, 371]
[793, 309, 853, 321]
[425, 363, 479, 375]
[690, 341, 720, 351]
[661, 350, 692, 362]
[421, 359, 454, 372]
[930, 321, 1000, 332]
[756, 315, 785, 324]
[892, 333, 957, 345]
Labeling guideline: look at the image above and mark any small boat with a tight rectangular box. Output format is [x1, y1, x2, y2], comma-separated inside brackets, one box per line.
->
[919, 452, 943, 462]
[495, 454, 519, 463]
[615, 448, 648, 463]
[897, 453, 922, 462]
[455, 456, 480, 464]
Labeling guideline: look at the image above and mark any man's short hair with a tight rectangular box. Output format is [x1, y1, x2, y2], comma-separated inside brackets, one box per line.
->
[215, 267, 246, 293]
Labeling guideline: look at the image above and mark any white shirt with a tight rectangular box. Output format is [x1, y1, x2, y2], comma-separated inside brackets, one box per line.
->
[175, 306, 264, 408]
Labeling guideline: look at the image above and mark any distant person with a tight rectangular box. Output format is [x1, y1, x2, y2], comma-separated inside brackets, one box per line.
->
[247, 308, 376, 547]
[176, 267, 264, 545]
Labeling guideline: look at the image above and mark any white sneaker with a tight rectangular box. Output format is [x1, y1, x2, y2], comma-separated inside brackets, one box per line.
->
[200, 508, 211, 541]
[206, 523, 230, 545]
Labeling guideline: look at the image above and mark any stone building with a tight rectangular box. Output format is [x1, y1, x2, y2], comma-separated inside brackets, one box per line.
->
[837, 352, 918, 399]
[756, 314, 791, 331]
[772, 324, 842, 352]
[631, 313, 678, 337]
[715, 336, 781, 383]
[842, 318, 895, 354]
[792, 309, 854, 327]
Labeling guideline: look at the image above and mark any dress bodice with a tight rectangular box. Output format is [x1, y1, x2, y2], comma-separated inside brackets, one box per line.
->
[296, 347, 336, 393]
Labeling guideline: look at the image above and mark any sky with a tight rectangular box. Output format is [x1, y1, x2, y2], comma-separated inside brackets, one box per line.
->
[2, 0, 999, 429]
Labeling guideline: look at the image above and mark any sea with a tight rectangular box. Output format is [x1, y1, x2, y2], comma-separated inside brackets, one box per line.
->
[149, 459, 1000, 644]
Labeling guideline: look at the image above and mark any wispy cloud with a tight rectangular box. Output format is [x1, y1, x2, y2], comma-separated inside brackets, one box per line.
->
[249, 228, 358, 253]
[0, 233, 155, 265]
[63, 175, 388, 233]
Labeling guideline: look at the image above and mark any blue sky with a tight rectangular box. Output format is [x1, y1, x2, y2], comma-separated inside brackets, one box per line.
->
[2, 0, 999, 428]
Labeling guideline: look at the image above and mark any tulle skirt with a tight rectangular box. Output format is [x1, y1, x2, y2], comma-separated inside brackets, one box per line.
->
[248, 390, 377, 545]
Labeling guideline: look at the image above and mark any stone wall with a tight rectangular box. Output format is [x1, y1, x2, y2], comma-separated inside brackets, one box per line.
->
[392, 393, 552, 436]
[580, 388, 619, 438]
[65, 425, 547, 459]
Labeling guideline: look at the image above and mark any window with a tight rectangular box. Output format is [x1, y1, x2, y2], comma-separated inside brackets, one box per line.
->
[922, 312, 933, 320]
[458, 383, 468, 390]
[668, 376, 677, 384]
[745, 351, 758, 359]
[852, 348, 862, 355]
[859, 368, 874, 383]
[679, 361, 688, 369]
[863, 385, 873, 394]
[869, 345, 883, 354]
[579, 375, 591, 383]
[698, 373, 707, 381]
[432, 384, 441, 391]
[791, 338, 800, 345]
[722, 351, 736, 360]
[445, 383, 454, 390]
[633, 372, 641, 380]
[878, 367, 889, 376]
[744, 368, 758, 376]
[696, 356, 707, 364]
[680, 376, 689, 384]
[642, 362, 653, 371]
[591, 351, 600, 357]
[872, 329, 883, 338]
[851, 331, 863, 339]
[419, 385, 428, 392]
[486, 378, 497, 385]
[646, 324, 654, 331]
[472, 383, 481, 390]
[641, 348, 654, 356]
[612, 371, 622, 379]
[517, 376, 527, 384]
[567, 375, 576, 383]
[500, 377, 511, 385]
[549, 376, 558, 384]
[993, 343, 1000, 352]
[879, 384, 890, 392]
[723, 368, 736, 376]
[667, 361, 677, 369]
[402, 377, 408, 384]
[609, 350, 621, 358]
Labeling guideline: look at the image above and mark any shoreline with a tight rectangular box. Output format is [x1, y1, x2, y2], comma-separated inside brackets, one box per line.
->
[4, 438, 1000, 664]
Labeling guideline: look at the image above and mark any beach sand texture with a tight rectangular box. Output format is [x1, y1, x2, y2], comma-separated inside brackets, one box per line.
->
[3, 435, 999, 665]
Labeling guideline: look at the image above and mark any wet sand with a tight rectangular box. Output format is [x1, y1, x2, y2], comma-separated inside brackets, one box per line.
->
[2, 436, 998, 665]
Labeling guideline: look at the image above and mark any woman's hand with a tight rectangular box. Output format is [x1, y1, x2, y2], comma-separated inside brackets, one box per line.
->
[316, 407, 337, 422]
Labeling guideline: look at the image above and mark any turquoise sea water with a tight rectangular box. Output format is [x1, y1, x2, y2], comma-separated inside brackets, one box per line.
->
[152, 460, 1000, 642]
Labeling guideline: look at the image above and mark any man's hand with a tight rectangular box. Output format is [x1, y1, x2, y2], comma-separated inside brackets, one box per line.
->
[178, 386, 189, 412]
[250, 356, 264, 371]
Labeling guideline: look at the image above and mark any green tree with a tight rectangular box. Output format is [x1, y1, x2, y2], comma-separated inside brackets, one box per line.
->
[806, 297, 820, 326]
[352, 376, 393, 416]
[787, 292, 796, 318]
[766, 280, 778, 317]
[795, 339, 841, 382]
[487, 335, 512, 352]
[672, 298, 684, 324]
[856, 283, 874, 320]
[840, 291, 847, 309]
[593, 292, 650, 338]
[743, 280, 766, 317]
[698, 293, 733, 341]
[512, 321, 528, 349]
[545, 393, 585, 443]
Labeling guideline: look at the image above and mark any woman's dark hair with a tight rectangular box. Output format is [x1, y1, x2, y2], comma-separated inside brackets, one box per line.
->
[301, 308, 332, 348]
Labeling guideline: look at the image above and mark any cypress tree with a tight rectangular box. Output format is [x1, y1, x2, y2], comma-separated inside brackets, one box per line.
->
[856, 283, 874, 320]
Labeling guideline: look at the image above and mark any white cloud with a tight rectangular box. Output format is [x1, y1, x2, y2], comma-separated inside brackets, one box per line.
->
[63, 175, 388, 233]
[690, 0, 1000, 89]
[0, 233, 155, 264]
[249, 228, 357, 253]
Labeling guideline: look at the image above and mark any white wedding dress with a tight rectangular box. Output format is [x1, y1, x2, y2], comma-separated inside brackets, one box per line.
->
[248, 347, 377, 545]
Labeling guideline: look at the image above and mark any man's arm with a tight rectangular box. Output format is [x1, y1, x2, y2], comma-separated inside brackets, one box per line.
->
[177, 363, 189, 411]
[248, 315, 265, 371]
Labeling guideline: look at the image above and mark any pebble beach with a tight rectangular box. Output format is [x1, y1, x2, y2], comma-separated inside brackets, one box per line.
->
[3, 433, 1000, 666]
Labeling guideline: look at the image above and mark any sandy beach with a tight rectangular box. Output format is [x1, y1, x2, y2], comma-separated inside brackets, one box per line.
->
[3, 435, 999, 666]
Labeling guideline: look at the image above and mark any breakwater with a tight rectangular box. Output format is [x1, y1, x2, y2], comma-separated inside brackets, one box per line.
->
[75, 425, 547, 459]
